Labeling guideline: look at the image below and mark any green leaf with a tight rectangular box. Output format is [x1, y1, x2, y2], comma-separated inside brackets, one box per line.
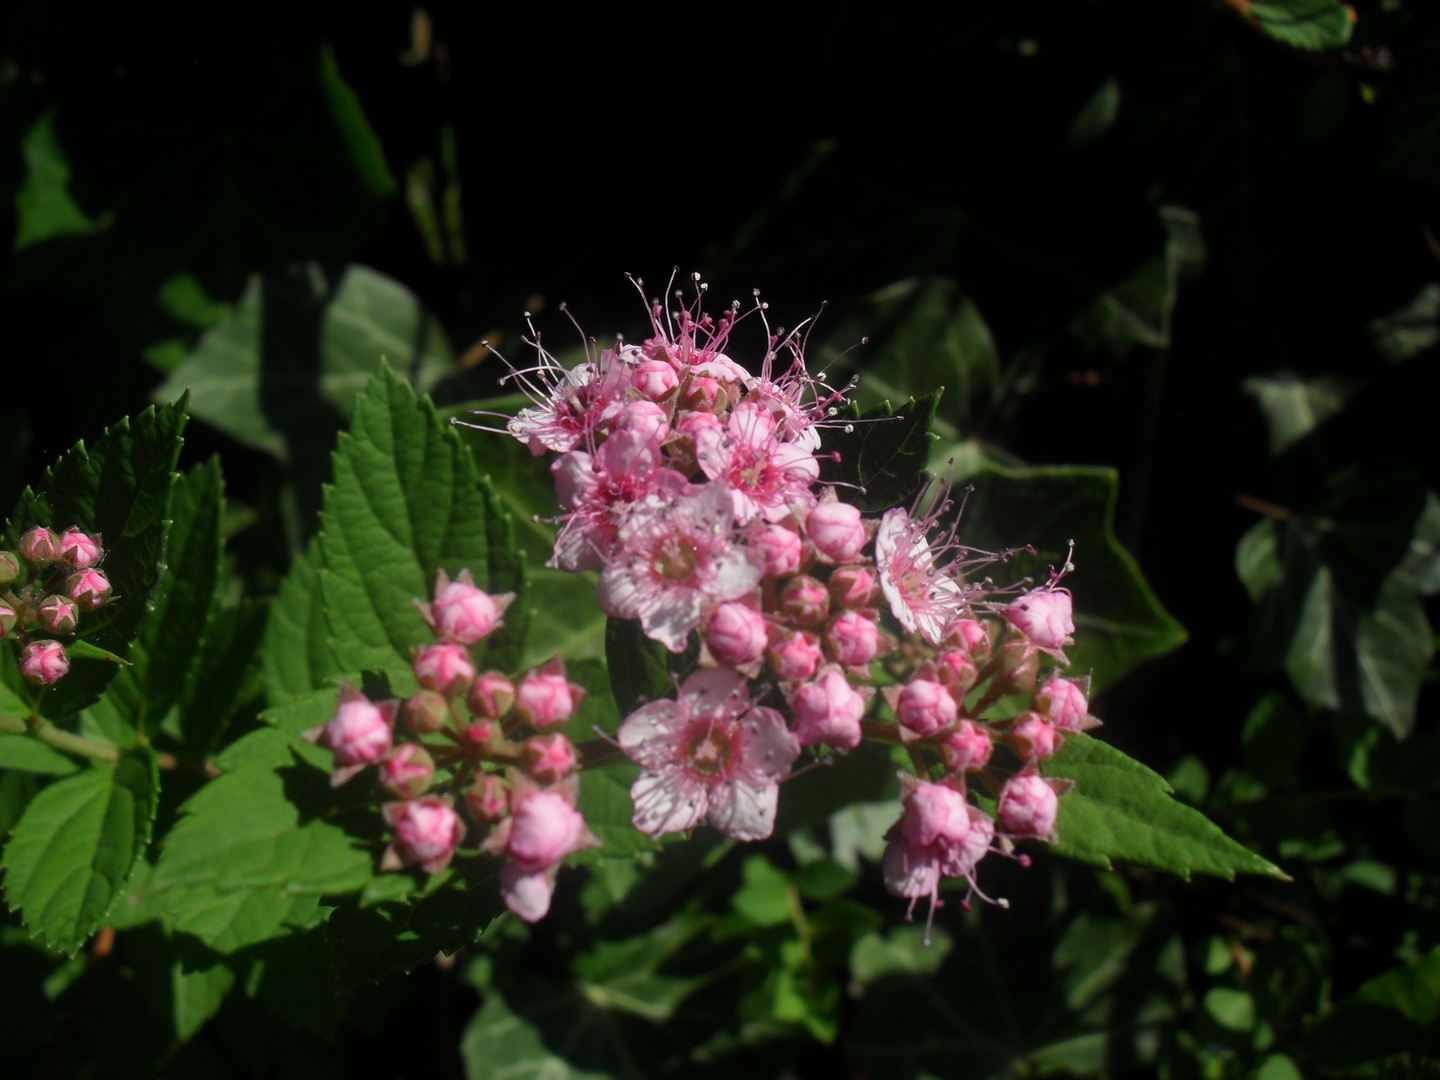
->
[5, 397, 188, 717]
[178, 597, 269, 754]
[1, 746, 158, 953]
[1248, 0, 1354, 52]
[64, 640, 132, 665]
[1042, 733, 1284, 880]
[317, 43, 397, 200]
[604, 617, 676, 718]
[1352, 946, 1440, 1026]
[820, 391, 941, 513]
[1242, 373, 1352, 455]
[1370, 282, 1440, 364]
[12, 110, 110, 251]
[153, 264, 453, 460]
[524, 569, 607, 670]
[262, 538, 342, 703]
[318, 363, 528, 677]
[957, 464, 1187, 690]
[0, 734, 79, 775]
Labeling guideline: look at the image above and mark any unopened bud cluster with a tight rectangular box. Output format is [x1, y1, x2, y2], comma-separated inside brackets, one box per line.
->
[1, 527, 113, 687]
[307, 570, 598, 922]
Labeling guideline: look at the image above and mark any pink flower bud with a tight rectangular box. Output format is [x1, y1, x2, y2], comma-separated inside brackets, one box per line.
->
[20, 640, 68, 685]
[413, 642, 476, 696]
[768, 630, 824, 682]
[0, 603, 16, 636]
[381, 797, 465, 874]
[615, 400, 670, 443]
[680, 375, 722, 412]
[901, 781, 971, 848]
[465, 774, 510, 824]
[37, 594, 79, 635]
[1005, 588, 1075, 651]
[705, 601, 768, 666]
[468, 670, 516, 718]
[882, 838, 941, 899]
[894, 678, 958, 737]
[939, 720, 993, 772]
[321, 687, 395, 777]
[825, 610, 882, 668]
[464, 717, 497, 750]
[828, 566, 877, 608]
[514, 662, 585, 729]
[996, 638, 1040, 696]
[791, 667, 869, 750]
[423, 571, 509, 645]
[523, 732, 579, 784]
[754, 524, 804, 578]
[779, 574, 829, 627]
[66, 569, 111, 611]
[0, 551, 21, 586]
[57, 529, 101, 569]
[19, 527, 59, 568]
[806, 502, 867, 563]
[1008, 713, 1063, 760]
[943, 618, 993, 661]
[507, 790, 585, 872]
[500, 863, 557, 922]
[934, 650, 979, 695]
[632, 359, 680, 400]
[378, 743, 436, 799]
[404, 689, 451, 735]
[997, 770, 1062, 840]
[1034, 674, 1091, 732]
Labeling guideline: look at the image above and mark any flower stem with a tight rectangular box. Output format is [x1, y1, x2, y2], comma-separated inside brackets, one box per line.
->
[30, 720, 118, 764]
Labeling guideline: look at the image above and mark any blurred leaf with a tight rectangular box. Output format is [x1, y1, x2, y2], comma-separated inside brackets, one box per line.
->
[1370, 282, 1440, 364]
[1043, 733, 1285, 880]
[12, 110, 109, 251]
[605, 617, 677, 718]
[0, 734, 79, 775]
[850, 924, 952, 985]
[1352, 946, 1440, 1026]
[1242, 373, 1352, 455]
[819, 391, 942, 513]
[958, 464, 1187, 689]
[1068, 77, 1122, 148]
[157, 272, 234, 330]
[316, 363, 528, 675]
[1, 746, 157, 953]
[524, 569, 606, 670]
[316, 43, 396, 200]
[154, 264, 453, 459]
[732, 857, 792, 928]
[5, 398, 188, 717]
[1247, 0, 1354, 52]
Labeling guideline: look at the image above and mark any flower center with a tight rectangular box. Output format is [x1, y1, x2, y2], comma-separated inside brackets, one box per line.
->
[653, 536, 700, 581]
[683, 725, 736, 779]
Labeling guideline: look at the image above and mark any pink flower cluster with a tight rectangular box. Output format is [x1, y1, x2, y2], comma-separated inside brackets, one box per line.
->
[1, 527, 114, 687]
[308, 570, 597, 922]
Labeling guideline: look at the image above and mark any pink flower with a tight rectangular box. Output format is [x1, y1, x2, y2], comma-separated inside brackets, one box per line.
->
[632, 359, 679, 400]
[824, 610, 883, 669]
[20, 640, 68, 686]
[933, 649, 979, 695]
[307, 683, 397, 786]
[418, 569, 513, 645]
[1007, 713, 1063, 761]
[482, 776, 599, 922]
[705, 601, 768, 666]
[403, 690, 450, 735]
[875, 508, 965, 646]
[943, 618, 993, 660]
[767, 629, 824, 682]
[939, 720, 993, 772]
[828, 566, 877, 609]
[58, 529, 101, 569]
[597, 482, 763, 653]
[997, 769, 1066, 840]
[1005, 588, 1075, 652]
[695, 402, 820, 525]
[514, 658, 586, 728]
[19, 527, 59, 567]
[381, 796, 465, 874]
[892, 678, 958, 737]
[503, 346, 632, 455]
[806, 501, 867, 564]
[617, 667, 800, 840]
[882, 776, 999, 927]
[468, 670, 516, 718]
[779, 574, 829, 627]
[523, 732, 580, 784]
[378, 743, 436, 799]
[66, 569, 111, 610]
[413, 643, 476, 696]
[465, 774, 510, 824]
[37, 594, 79, 635]
[791, 667, 871, 751]
[753, 523, 804, 578]
[1034, 673, 1094, 732]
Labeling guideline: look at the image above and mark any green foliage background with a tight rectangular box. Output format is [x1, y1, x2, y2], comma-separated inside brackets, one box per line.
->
[2, 2, 1439, 1078]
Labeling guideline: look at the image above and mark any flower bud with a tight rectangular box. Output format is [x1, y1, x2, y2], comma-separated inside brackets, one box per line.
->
[464, 718, 497, 750]
[465, 774, 510, 823]
[791, 667, 869, 750]
[705, 602, 768, 666]
[632, 359, 679, 400]
[413, 642, 476, 697]
[0, 603, 16, 637]
[0, 551, 20, 586]
[21, 640, 68, 685]
[901, 781, 971, 848]
[825, 609, 882, 668]
[997, 771, 1062, 840]
[939, 720, 993, 772]
[514, 664, 585, 729]
[753, 524, 803, 578]
[767, 629, 824, 682]
[67, 569, 111, 611]
[614, 400, 670, 443]
[381, 797, 465, 874]
[680, 375, 722, 412]
[37, 594, 79, 635]
[58, 529, 101, 569]
[882, 838, 941, 899]
[1007, 712, 1063, 760]
[1005, 588, 1075, 651]
[468, 670, 516, 719]
[943, 618, 993, 662]
[995, 638, 1040, 696]
[425, 573, 507, 645]
[323, 690, 394, 769]
[378, 743, 436, 799]
[19, 527, 59, 568]
[894, 678, 958, 737]
[828, 566, 877, 609]
[806, 502, 867, 563]
[779, 574, 829, 627]
[507, 790, 585, 871]
[404, 689, 451, 735]
[523, 732, 579, 784]
[933, 649, 979, 695]
[1034, 673, 1091, 732]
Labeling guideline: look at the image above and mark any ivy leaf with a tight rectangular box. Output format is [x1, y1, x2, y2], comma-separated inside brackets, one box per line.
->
[1, 746, 159, 953]
[957, 464, 1186, 690]
[12, 110, 110, 250]
[5, 397, 188, 717]
[1247, 0, 1354, 52]
[819, 391, 941, 513]
[318, 363, 528, 679]
[1042, 734, 1284, 880]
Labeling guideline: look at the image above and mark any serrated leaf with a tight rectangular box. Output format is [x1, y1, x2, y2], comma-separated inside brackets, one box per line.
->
[318, 364, 528, 678]
[1248, 0, 1354, 52]
[957, 464, 1187, 690]
[179, 597, 268, 754]
[154, 264, 453, 459]
[0, 735, 80, 775]
[5, 398, 188, 717]
[819, 391, 941, 513]
[1, 746, 158, 952]
[261, 538, 342, 704]
[605, 617, 675, 718]
[1042, 734, 1283, 880]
